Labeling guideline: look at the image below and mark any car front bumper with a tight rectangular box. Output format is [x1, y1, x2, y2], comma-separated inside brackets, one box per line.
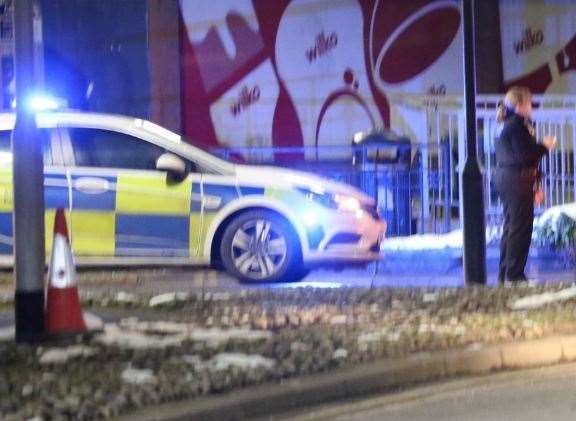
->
[302, 207, 386, 263]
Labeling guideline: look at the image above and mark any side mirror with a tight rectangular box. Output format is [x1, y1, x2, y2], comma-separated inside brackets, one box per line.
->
[156, 153, 188, 183]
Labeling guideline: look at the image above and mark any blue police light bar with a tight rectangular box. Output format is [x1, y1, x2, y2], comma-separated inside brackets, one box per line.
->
[27, 95, 65, 111]
[12, 94, 67, 111]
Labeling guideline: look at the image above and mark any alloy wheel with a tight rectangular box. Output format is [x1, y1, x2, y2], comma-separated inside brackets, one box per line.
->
[230, 219, 288, 280]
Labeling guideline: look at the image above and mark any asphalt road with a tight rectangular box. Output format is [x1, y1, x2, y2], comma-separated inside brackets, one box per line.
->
[282, 363, 576, 421]
[64, 264, 576, 295]
[83, 260, 574, 290]
[0, 258, 574, 298]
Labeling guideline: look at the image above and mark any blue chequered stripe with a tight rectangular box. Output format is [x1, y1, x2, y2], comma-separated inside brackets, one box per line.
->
[0, 174, 70, 255]
[202, 184, 239, 212]
[115, 214, 189, 256]
[71, 175, 117, 210]
[0, 212, 12, 254]
[239, 186, 265, 196]
[45, 174, 70, 209]
[0, 179, 250, 257]
[191, 182, 202, 212]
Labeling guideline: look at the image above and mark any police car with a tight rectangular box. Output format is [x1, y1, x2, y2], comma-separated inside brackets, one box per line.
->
[0, 111, 386, 282]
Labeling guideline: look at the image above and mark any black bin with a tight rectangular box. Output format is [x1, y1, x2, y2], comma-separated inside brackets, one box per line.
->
[352, 129, 413, 236]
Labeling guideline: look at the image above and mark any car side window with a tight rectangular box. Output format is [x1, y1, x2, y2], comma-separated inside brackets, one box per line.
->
[0, 130, 54, 166]
[67, 128, 167, 171]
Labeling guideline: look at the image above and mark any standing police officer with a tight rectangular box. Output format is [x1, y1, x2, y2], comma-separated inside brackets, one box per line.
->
[495, 86, 556, 284]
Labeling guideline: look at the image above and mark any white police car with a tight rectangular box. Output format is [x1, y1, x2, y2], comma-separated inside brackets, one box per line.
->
[0, 111, 386, 282]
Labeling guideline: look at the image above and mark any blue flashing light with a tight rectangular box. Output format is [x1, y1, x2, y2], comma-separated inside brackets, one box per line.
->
[11, 94, 66, 111]
[27, 95, 61, 111]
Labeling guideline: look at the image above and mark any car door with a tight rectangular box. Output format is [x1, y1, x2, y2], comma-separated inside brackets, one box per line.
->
[0, 128, 70, 257]
[60, 127, 201, 259]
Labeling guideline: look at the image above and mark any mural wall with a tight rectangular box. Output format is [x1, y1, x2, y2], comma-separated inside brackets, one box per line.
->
[499, 0, 576, 94]
[179, 0, 463, 150]
[3, 0, 574, 151]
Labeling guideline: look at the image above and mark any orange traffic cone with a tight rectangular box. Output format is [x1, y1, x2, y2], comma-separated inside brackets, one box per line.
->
[45, 208, 86, 335]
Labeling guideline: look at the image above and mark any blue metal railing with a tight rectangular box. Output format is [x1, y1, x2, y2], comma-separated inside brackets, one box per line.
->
[212, 143, 452, 237]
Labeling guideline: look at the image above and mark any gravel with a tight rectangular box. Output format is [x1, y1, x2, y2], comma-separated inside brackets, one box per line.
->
[2, 283, 576, 419]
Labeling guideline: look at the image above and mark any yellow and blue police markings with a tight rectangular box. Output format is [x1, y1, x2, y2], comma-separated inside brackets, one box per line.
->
[100, 174, 240, 258]
[44, 173, 71, 253]
[0, 169, 70, 255]
[0, 168, 12, 254]
[190, 182, 203, 256]
[0, 169, 313, 259]
[197, 183, 242, 256]
[263, 186, 325, 249]
[114, 172, 192, 256]
[69, 174, 116, 256]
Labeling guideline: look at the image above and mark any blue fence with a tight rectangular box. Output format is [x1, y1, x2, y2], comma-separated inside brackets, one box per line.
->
[213, 142, 453, 237]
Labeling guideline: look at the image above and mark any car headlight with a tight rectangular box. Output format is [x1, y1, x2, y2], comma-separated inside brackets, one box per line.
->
[302, 190, 361, 212]
[333, 194, 361, 212]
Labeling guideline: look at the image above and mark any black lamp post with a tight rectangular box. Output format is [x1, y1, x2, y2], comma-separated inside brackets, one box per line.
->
[461, 0, 487, 285]
[13, 0, 46, 342]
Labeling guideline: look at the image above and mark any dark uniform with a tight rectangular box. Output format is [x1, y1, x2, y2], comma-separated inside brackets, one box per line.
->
[494, 112, 548, 283]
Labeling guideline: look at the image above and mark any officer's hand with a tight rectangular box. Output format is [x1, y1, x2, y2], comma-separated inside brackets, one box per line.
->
[543, 135, 556, 150]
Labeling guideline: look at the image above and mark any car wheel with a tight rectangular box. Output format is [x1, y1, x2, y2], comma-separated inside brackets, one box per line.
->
[220, 210, 305, 282]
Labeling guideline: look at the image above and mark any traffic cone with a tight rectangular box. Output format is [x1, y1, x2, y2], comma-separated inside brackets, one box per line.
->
[45, 208, 86, 335]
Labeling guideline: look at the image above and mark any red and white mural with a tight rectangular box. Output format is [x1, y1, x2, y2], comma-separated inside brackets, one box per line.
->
[179, 0, 463, 151]
[499, 0, 576, 93]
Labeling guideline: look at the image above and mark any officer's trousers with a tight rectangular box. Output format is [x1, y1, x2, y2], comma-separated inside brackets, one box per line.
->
[495, 169, 535, 282]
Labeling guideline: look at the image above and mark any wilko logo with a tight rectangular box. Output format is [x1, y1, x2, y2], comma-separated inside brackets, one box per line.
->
[427, 84, 446, 95]
[230, 86, 260, 117]
[514, 28, 544, 55]
[305, 32, 338, 63]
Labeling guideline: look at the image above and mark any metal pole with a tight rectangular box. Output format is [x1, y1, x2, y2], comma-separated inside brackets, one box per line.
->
[13, 0, 46, 342]
[443, 138, 451, 232]
[461, 0, 486, 285]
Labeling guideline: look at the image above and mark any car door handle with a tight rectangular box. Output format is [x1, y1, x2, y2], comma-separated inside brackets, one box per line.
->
[74, 177, 111, 194]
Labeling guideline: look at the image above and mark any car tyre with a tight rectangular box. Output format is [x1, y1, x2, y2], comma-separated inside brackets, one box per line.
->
[220, 210, 306, 283]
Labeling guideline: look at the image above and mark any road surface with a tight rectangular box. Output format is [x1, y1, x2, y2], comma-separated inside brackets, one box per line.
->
[283, 363, 576, 421]
[0, 257, 573, 297]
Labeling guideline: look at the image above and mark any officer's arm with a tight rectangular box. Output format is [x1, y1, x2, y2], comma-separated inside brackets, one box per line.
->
[511, 121, 547, 164]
